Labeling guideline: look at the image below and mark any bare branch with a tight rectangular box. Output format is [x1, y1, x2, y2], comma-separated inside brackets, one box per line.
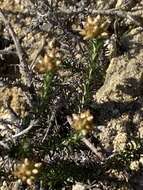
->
[82, 137, 104, 162]
[0, 9, 33, 88]
[92, 8, 142, 27]
[42, 111, 55, 142]
[30, 37, 45, 70]
[0, 120, 38, 149]
[59, 7, 142, 28]
[10, 120, 38, 140]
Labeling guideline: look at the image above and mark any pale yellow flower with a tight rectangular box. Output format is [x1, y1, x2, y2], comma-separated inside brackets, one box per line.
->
[76, 15, 109, 40]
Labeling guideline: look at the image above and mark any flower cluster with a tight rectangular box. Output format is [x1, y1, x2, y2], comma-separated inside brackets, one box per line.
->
[76, 15, 110, 40]
[70, 110, 94, 136]
[14, 158, 42, 185]
[35, 39, 61, 74]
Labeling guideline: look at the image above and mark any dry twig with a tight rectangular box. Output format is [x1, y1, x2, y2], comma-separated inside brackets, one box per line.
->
[67, 116, 103, 162]
[92, 8, 143, 27]
[59, 7, 142, 28]
[9, 120, 38, 140]
[0, 120, 38, 149]
[0, 9, 34, 89]
[82, 137, 104, 162]
[30, 37, 45, 70]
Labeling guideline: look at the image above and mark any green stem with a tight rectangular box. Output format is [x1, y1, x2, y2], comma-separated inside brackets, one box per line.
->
[81, 38, 103, 108]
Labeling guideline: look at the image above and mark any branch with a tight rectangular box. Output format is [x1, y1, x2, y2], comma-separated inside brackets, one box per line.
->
[0, 120, 38, 149]
[92, 8, 142, 27]
[0, 9, 33, 88]
[30, 37, 45, 70]
[67, 116, 104, 162]
[10, 120, 38, 140]
[59, 7, 142, 28]
[82, 137, 104, 162]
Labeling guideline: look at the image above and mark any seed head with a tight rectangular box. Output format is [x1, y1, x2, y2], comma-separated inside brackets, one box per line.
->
[70, 110, 94, 136]
[34, 39, 61, 73]
[76, 15, 110, 40]
[13, 158, 42, 185]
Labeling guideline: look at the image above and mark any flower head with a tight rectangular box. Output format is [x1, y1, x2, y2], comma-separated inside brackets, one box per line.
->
[13, 158, 42, 185]
[70, 110, 94, 136]
[76, 15, 110, 40]
[34, 39, 61, 74]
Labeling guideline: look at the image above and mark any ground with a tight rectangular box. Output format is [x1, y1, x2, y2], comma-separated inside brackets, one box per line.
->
[0, 0, 143, 189]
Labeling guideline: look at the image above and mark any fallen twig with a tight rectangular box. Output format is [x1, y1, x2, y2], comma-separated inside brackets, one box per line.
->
[67, 116, 104, 162]
[0, 9, 34, 89]
[82, 137, 104, 162]
[42, 111, 55, 142]
[60, 7, 142, 28]
[92, 8, 142, 27]
[30, 37, 45, 70]
[0, 120, 38, 149]
[10, 120, 38, 140]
